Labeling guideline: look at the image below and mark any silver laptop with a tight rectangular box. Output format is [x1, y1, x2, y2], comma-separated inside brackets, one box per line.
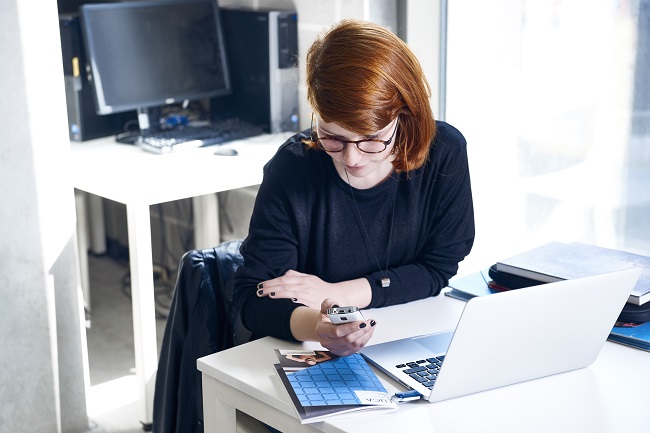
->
[361, 268, 641, 403]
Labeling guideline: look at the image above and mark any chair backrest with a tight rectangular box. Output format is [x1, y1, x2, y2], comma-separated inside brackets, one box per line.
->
[153, 238, 251, 433]
[209, 239, 252, 346]
[196, 238, 252, 346]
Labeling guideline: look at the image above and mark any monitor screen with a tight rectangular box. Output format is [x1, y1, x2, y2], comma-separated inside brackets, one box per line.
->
[80, 0, 231, 115]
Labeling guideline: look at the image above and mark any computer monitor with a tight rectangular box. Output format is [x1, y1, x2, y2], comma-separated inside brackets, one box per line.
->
[79, 0, 231, 129]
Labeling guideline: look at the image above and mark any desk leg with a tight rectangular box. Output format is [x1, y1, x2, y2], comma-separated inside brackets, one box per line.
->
[126, 203, 159, 428]
[202, 374, 237, 433]
[192, 194, 220, 249]
[74, 190, 91, 313]
[88, 193, 107, 255]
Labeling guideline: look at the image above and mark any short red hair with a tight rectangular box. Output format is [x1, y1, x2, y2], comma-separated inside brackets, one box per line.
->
[304, 19, 436, 173]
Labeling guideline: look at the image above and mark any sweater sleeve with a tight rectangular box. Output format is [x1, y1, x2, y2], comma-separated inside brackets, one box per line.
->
[233, 137, 308, 342]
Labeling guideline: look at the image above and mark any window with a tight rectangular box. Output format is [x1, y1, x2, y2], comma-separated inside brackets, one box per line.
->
[446, 0, 650, 271]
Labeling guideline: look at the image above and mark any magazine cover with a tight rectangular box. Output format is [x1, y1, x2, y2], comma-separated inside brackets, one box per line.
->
[273, 349, 398, 424]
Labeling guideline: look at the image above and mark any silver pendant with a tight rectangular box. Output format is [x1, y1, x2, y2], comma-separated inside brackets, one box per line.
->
[381, 277, 391, 288]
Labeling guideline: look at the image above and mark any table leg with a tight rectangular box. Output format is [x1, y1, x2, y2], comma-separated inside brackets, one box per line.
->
[192, 194, 221, 249]
[202, 374, 237, 433]
[88, 193, 107, 255]
[74, 190, 90, 313]
[126, 202, 159, 428]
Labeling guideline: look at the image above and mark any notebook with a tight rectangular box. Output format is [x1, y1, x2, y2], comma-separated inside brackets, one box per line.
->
[361, 268, 642, 403]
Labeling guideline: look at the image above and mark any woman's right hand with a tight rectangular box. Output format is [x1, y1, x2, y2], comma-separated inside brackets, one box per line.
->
[315, 298, 376, 356]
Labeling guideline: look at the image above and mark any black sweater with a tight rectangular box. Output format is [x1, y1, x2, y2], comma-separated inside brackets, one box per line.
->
[234, 121, 475, 341]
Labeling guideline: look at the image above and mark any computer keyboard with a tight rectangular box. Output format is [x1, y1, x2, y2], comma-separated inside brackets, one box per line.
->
[397, 355, 445, 390]
[116, 119, 265, 154]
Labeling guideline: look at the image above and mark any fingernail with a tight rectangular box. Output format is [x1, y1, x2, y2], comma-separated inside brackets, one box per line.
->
[257, 282, 264, 289]
[257, 289, 263, 296]
[292, 298, 298, 302]
[359, 323, 367, 329]
[332, 304, 339, 308]
[370, 320, 376, 327]
[270, 292, 275, 296]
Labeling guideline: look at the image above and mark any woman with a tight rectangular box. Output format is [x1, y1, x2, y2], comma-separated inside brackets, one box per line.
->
[233, 19, 475, 356]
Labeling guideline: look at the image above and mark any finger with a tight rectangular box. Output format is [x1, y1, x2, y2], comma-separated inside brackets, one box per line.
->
[256, 280, 272, 297]
[256, 277, 298, 297]
[323, 326, 375, 356]
[256, 277, 282, 292]
[320, 298, 339, 315]
[257, 275, 308, 295]
[267, 289, 303, 303]
[322, 318, 373, 343]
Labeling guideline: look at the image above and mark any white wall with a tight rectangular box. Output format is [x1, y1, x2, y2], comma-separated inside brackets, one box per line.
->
[403, 0, 443, 116]
[0, 0, 89, 431]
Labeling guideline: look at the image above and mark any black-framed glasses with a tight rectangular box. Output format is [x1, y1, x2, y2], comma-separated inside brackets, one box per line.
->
[311, 113, 399, 154]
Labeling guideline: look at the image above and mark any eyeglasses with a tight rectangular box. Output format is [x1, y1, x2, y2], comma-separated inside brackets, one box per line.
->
[311, 113, 399, 154]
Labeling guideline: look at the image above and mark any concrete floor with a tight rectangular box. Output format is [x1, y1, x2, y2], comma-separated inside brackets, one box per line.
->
[85, 253, 167, 432]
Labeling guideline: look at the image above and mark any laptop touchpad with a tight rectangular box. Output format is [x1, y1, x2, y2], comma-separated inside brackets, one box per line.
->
[413, 331, 454, 355]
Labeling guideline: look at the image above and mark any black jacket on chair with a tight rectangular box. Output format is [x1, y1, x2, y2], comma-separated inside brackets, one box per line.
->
[153, 239, 248, 433]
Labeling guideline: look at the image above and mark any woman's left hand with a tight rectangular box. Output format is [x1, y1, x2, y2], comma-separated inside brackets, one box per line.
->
[256, 270, 332, 309]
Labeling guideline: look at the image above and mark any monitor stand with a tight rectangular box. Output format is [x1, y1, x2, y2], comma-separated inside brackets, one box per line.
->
[114, 107, 152, 144]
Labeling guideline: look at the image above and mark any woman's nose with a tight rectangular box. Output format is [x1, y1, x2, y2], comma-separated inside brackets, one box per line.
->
[342, 143, 364, 165]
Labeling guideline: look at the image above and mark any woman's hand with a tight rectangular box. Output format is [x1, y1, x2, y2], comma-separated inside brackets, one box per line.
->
[256, 270, 372, 310]
[315, 298, 376, 356]
[256, 270, 331, 309]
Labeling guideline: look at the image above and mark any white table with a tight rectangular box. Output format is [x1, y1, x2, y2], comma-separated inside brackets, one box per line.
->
[70, 133, 289, 427]
[198, 293, 650, 433]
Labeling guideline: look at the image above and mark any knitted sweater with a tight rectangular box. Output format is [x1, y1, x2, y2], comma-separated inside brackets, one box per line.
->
[234, 121, 475, 341]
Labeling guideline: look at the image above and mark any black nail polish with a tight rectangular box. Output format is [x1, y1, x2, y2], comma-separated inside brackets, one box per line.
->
[257, 282, 264, 289]
[370, 320, 376, 327]
[257, 289, 263, 295]
[359, 322, 367, 329]
[332, 304, 339, 308]
[292, 298, 297, 302]
[270, 292, 275, 296]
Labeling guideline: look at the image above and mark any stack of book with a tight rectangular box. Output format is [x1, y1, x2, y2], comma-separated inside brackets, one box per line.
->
[446, 242, 650, 351]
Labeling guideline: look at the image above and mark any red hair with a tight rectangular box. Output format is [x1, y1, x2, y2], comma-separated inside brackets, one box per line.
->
[304, 19, 436, 173]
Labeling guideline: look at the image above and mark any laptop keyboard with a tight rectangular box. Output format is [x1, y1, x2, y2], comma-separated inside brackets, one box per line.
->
[396, 355, 445, 390]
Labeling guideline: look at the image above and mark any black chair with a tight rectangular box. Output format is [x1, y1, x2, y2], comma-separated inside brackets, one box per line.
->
[152, 239, 252, 433]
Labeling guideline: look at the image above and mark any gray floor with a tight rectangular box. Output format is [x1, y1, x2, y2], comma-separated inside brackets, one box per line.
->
[85, 253, 168, 433]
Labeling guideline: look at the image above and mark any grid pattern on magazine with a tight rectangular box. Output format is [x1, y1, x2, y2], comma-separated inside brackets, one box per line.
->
[273, 349, 398, 424]
[288, 353, 387, 406]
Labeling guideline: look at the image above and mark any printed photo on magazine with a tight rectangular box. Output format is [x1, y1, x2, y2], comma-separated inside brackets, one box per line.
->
[274, 349, 338, 371]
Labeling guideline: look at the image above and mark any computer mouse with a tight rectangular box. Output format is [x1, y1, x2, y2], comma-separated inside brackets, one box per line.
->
[213, 148, 238, 156]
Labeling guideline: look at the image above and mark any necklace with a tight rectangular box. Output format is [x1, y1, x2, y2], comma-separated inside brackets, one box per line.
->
[344, 169, 398, 288]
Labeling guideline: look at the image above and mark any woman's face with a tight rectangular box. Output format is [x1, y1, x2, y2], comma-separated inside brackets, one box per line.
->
[289, 355, 318, 365]
[315, 117, 398, 189]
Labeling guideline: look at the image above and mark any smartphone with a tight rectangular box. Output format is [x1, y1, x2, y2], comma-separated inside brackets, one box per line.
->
[326, 306, 365, 324]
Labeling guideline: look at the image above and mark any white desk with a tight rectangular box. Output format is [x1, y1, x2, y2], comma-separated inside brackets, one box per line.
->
[70, 133, 289, 426]
[198, 293, 650, 433]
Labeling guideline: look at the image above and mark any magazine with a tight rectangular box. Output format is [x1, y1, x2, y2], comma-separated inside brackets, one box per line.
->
[273, 349, 398, 424]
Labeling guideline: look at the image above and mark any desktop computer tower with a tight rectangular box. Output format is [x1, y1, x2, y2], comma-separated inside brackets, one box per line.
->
[59, 14, 137, 141]
[211, 8, 299, 133]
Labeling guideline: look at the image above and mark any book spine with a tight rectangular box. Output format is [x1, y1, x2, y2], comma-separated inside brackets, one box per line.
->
[494, 264, 565, 283]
